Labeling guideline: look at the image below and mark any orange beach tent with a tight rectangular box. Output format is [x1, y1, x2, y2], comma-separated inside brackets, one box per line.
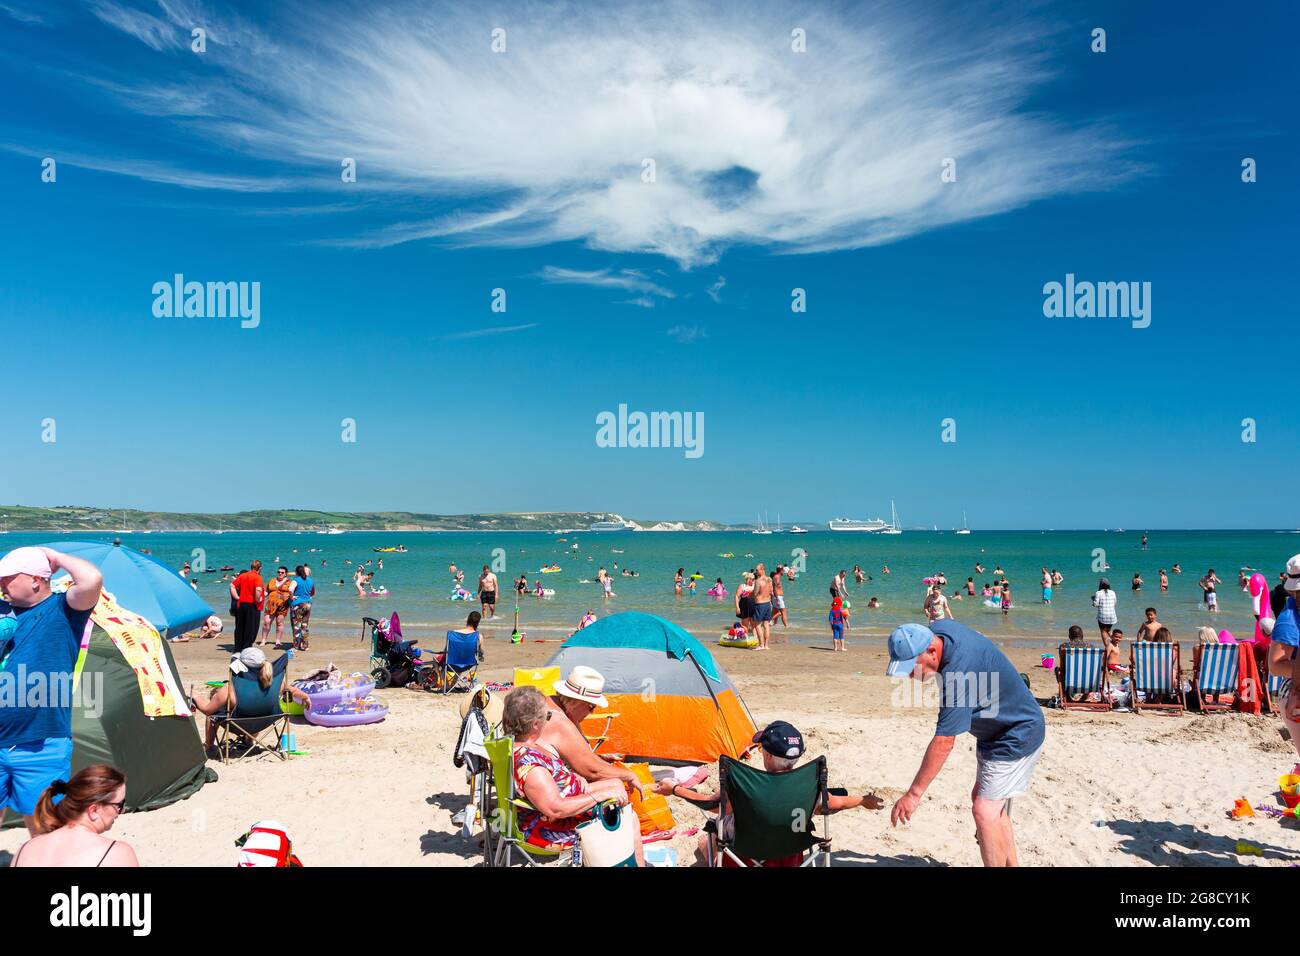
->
[546, 611, 755, 764]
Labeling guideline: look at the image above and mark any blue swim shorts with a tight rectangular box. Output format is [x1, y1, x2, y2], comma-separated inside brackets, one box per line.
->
[752, 602, 772, 623]
[0, 737, 74, 817]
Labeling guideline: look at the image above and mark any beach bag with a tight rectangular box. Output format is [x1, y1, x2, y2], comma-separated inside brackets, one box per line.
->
[615, 761, 675, 835]
[236, 820, 303, 867]
[576, 802, 639, 867]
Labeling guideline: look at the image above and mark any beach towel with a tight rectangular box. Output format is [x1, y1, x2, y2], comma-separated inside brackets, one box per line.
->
[1233, 644, 1263, 715]
[80, 587, 188, 718]
[454, 707, 490, 774]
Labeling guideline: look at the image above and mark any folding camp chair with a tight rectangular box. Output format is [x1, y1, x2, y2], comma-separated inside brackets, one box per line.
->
[706, 754, 831, 867]
[513, 666, 619, 752]
[480, 736, 575, 867]
[436, 630, 482, 694]
[1130, 641, 1186, 714]
[212, 653, 292, 763]
[1192, 642, 1240, 713]
[1054, 643, 1110, 712]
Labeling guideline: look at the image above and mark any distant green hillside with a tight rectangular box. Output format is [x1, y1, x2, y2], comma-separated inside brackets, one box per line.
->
[0, 506, 725, 532]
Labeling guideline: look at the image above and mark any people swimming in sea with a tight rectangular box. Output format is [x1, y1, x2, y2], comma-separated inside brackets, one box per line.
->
[867, 596, 880, 609]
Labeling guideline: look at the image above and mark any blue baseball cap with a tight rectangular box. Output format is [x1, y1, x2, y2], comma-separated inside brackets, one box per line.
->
[886, 623, 936, 677]
[752, 721, 804, 759]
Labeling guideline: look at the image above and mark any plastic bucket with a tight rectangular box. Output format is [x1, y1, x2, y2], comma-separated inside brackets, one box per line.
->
[1041, 655, 1055, 669]
[1279, 774, 1300, 796]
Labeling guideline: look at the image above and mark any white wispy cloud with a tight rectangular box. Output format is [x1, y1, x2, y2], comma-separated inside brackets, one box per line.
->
[0, 3, 46, 24]
[706, 276, 726, 303]
[443, 323, 537, 341]
[61, 1, 1139, 266]
[667, 325, 708, 343]
[537, 267, 675, 303]
[86, 0, 181, 51]
[0, 142, 299, 191]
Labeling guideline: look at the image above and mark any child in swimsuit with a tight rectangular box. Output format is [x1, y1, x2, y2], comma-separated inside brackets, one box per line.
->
[828, 597, 849, 651]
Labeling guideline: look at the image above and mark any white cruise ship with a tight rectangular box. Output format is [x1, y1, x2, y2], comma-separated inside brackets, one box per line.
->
[588, 520, 634, 532]
[827, 516, 890, 532]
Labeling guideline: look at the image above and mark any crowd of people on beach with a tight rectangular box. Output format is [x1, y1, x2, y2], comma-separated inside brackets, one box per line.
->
[3, 534, 1300, 869]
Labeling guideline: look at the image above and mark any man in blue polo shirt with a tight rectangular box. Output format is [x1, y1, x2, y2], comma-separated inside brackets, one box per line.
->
[886, 618, 1045, 866]
[0, 546, 104, 833]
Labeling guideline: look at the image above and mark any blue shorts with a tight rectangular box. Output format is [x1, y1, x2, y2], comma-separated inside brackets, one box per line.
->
[0, 737, 73, 817]
[831, 625, 844, 640]
[752, 602, 772, 623]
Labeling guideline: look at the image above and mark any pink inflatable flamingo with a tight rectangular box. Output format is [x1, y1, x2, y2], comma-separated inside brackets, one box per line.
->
[1249, 572, 1270, 645]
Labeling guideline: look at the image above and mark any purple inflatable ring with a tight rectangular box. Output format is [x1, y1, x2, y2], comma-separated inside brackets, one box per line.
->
[293, 676, 376, 710]
[304, 696, 389, 727]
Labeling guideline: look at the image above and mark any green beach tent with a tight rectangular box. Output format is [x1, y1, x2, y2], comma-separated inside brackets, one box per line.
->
[70, 622, 213, 811]
[2, 601, 213, 830]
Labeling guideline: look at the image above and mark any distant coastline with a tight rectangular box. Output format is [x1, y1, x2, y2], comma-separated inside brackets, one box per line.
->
[0, 506, 1290, 534]
[0, 505, 727, 534]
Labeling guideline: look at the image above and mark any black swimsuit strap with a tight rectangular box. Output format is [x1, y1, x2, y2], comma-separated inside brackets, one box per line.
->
[96, 841, 117, 867]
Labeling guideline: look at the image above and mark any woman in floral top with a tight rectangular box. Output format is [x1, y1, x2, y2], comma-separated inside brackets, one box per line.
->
[501, 686, 643, 863]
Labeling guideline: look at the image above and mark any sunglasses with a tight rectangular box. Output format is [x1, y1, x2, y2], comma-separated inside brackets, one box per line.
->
[102, 800, 126, 814]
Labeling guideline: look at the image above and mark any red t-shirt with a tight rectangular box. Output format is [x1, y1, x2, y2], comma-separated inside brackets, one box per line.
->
[233, 571, 263, 605]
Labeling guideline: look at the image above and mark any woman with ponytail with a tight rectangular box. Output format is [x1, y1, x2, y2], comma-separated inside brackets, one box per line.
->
[10, 764, 138, 867]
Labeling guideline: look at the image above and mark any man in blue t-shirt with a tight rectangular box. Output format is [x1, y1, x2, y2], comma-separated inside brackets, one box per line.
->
[886, 619, 1046, 866]
[0, 546, 103, 833]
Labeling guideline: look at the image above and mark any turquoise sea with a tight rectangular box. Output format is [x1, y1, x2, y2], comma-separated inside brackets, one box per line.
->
[7, 529, 1298, 649]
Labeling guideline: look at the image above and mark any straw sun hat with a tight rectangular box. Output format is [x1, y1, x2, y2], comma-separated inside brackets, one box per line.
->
[552, 665, 609, 709]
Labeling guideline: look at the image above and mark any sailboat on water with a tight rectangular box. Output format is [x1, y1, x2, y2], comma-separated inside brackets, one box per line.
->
[880, 501, 902, 535]
[956, 511, 971, 535]
[752, 512, 773, 535]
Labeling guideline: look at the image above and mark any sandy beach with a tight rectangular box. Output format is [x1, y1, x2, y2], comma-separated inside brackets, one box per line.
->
[4, 625, 1298, 868]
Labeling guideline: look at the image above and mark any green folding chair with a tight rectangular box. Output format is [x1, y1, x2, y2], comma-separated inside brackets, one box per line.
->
[707, 754, 831, 867]
[480, 736, 574, 867]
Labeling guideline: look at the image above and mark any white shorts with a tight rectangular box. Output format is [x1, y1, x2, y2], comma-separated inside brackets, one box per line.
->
[775, 596, 785, 610]
[975, 745, 1042, 803]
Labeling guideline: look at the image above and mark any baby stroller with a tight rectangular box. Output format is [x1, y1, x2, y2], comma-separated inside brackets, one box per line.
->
[363, 613, 436, 690]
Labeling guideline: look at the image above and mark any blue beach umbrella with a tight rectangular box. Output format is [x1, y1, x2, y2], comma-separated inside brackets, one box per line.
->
[38, 540, 213, 639]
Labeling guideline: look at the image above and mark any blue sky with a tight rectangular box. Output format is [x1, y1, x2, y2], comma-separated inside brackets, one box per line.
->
[1, 0, 1296, 528]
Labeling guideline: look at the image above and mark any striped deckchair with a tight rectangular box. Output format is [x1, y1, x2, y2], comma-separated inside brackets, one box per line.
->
[1055, 643, 1110, 712]
[1264, 668, 1290, 716]
[1130, 641, 1186, 714]
[1191, 643, 1239, 713]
